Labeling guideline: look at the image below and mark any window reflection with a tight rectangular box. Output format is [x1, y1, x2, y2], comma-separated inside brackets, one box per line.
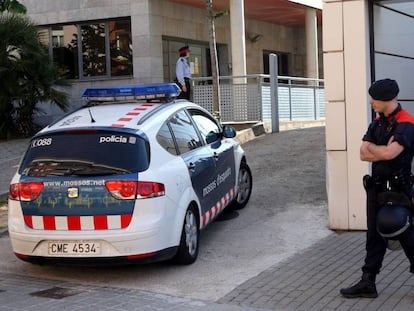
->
[109, 20, 133, 76]
[157, 123, 178, 155]
[39, 18, 133, 79]
[169, 111, 202, 154]
[51, 25, 79, 79]
[82, 23, 106, 77]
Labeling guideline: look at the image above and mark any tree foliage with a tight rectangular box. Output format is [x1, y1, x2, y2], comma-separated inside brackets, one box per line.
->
[0, 0, 27, 14]
[0, 13, 69, 139]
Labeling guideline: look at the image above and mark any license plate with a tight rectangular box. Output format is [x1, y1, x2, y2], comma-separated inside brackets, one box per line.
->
[48, 241, 101, 255]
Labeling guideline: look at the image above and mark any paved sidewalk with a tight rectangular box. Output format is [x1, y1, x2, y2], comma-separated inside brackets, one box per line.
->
[1, 231, 413, 310]
[0, 271, 272, 311]
[219, 231, 414, 311]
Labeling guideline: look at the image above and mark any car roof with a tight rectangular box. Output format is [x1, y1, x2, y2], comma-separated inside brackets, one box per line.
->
[36, 83, 209, 135]
[38, 99, 201, 135]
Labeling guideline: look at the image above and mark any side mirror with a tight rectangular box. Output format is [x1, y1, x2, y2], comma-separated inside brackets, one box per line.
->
[223, 126, 236, 138]
[205, 131, 220, 144]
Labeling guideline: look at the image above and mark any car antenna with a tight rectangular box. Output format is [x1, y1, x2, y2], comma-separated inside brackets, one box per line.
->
[88, 108, 96, 123]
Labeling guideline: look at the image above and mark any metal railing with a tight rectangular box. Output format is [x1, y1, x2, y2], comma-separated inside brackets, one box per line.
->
[191, 74, 325, 123]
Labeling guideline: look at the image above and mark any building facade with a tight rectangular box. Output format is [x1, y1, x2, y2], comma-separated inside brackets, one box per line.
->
[20, 0, 322, 125]
[324, 0, 414, 230]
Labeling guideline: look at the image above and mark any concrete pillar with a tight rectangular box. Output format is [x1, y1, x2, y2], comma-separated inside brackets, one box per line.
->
[306, 7, 319, 79]
[130, 0, 163, 83]
[230, 0, 247, 77]
[323, 0, 371, 230]
[230, 0, 247, 120]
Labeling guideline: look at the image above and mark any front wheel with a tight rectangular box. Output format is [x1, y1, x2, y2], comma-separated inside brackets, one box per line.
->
[173, 206, 199, 265]
[231, 162, 252, 210]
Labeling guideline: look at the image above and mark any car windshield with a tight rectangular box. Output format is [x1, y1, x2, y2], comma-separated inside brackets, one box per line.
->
[19, 130, 150, 177]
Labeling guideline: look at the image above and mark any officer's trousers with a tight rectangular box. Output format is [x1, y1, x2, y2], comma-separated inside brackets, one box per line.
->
[362, 187, 414, 274]
[177, 78, 191, 100]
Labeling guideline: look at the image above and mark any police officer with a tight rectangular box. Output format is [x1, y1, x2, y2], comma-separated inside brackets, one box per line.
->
[175, 45, 191, 100]
[340, 79, 414, 298]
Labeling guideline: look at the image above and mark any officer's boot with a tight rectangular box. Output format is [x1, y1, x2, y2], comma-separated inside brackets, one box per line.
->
[340, 272, 378, 298]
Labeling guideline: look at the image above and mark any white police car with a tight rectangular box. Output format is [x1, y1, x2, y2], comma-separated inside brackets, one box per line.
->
[8, 83, 252, 265]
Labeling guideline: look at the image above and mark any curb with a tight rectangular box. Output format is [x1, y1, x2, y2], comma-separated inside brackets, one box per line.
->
[236, 123, 266, 144]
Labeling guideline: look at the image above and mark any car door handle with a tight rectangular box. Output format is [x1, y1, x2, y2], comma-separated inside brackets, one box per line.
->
[187, 162, 196, 171]
[213, 152, 219, 161]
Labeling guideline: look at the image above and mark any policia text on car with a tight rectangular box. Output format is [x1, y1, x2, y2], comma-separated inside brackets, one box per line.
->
[340, 79, 414, 298]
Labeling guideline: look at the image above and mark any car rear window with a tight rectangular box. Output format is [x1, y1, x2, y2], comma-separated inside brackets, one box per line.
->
[19, 130, 150, 177]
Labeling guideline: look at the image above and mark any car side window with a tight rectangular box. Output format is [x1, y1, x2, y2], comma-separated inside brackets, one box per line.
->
[169, 110, 202, 154]
[189, 109, 221, 144]
[156, 122, 178, 155]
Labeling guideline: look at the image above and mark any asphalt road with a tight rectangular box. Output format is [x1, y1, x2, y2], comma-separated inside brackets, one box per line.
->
[0, 126, 332, 302]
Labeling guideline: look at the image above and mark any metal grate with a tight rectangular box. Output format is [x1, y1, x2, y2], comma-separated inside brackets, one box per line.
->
[192, 75, 325, 123]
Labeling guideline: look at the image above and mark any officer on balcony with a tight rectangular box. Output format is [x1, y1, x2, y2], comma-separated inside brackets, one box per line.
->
[175, 45, 191, 100]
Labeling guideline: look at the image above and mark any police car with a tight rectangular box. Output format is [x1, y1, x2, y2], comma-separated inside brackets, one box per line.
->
[8, 83, 252, 265]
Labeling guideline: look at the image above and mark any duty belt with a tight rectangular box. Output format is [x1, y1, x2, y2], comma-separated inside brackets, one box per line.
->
[363, 174, 414, 193]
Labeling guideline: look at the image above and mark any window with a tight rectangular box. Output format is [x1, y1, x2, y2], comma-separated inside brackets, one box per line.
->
[20, 131, 150, 176]
[39, 18, 132, 79]
[263, 50, 289, 83]
[189, 110, 221, 144]
[168, 110, 202, 154]
[157, 123, 178, 155]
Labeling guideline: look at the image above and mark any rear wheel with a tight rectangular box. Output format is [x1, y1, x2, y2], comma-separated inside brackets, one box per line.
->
[173, 206, 199, 265]
[231, 162, 252, 210]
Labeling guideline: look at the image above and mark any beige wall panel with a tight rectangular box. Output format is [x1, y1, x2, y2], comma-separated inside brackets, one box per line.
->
[326, 151, 349, 230]
[322, 1, 343, 52]
[323, 52, 344, 101]
[326, 101, 346, 151]
[343, 0, 371, 230]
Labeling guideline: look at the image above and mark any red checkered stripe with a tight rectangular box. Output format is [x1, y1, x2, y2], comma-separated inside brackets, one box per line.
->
[111, 103, 154, 127]
[201, 186, 237, 228]
[23, 214, 133, 230]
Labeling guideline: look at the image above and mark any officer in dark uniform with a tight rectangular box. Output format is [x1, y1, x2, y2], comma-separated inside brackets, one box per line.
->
[340, 79, 414, 298]
[175, 45, 191, 100]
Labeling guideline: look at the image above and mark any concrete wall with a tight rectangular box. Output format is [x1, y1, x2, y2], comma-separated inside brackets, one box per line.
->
[22, 0, 313, 78]
[21, 0, 321, 124]
[323, 0, 371, 230]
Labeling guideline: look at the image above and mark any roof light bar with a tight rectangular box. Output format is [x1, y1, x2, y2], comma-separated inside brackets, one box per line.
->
[82, 83, 181, 101]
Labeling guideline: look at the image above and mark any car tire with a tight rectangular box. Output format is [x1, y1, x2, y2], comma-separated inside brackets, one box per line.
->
[173, 205, 199, 265]
[231, 162, 252, 210]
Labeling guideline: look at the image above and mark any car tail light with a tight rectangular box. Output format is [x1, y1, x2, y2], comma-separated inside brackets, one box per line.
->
[9, 182, 44, 201]
[105, 181, 165, 200]
[137, 181, 165, 198]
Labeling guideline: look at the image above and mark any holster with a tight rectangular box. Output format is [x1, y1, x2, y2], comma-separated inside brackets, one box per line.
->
[363, 174, 414, 210]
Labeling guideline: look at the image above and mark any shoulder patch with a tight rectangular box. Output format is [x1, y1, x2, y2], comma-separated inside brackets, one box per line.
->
[395, 110, 414, 125]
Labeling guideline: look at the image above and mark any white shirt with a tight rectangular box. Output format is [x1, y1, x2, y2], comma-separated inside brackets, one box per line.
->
[176, 57, 191, 85]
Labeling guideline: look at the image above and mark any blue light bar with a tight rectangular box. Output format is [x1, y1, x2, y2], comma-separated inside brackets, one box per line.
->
[82, 83, 181, 101]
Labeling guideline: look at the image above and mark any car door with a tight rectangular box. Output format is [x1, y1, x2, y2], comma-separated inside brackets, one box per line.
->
[187, 109, 236, 212]
[167, 110, 216, 215]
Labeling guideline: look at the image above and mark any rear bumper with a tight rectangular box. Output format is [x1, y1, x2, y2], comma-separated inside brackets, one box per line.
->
[14, 246, 178, 265]
[8, 197, 185, 262]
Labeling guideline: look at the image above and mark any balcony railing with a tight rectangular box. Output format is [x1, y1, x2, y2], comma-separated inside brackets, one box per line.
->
[191, 74, 325, 124]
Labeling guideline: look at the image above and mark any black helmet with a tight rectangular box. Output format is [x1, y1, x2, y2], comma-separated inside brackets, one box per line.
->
[377, 205, 412, 239]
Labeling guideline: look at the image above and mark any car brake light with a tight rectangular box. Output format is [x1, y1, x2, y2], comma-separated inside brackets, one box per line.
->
[9, 182, 44, 201]
[105, 181, 165, 200]
[137, 181, 165, 198]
